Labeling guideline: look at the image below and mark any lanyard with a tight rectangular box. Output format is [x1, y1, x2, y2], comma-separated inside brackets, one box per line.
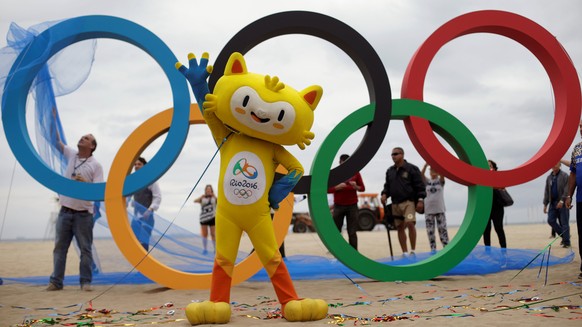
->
[72, 157, 89, 177]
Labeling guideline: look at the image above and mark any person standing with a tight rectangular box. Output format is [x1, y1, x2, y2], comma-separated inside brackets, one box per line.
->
[194, 184, 217, 254]
[381, 147, 426, 256]
[130, 157, 162, 251]
[47, 113, 103, 291]
[482, 160, 508, 249]
[421, 163, 449, 253]
[328, 154, 365, 250]
[565, 119, 582, 279]
[543, 162, 570, 248]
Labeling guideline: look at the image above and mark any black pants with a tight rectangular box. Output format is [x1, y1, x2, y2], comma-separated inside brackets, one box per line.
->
[333, 204, 358, 250]
[483, 204, 506, 248]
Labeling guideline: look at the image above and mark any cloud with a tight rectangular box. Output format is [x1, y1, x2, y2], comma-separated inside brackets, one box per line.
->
[0, 0, 580, 240]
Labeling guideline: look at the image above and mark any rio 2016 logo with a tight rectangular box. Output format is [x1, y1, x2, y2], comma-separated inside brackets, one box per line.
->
[231, 158, 259, 199]
[225, 152, 265, 205]
[2, 11, 579, 289]
[233, 158, 258, 179]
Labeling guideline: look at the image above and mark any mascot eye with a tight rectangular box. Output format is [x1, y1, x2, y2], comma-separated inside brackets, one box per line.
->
[242, 95, 250, 107]
[277, 110, 285, 121]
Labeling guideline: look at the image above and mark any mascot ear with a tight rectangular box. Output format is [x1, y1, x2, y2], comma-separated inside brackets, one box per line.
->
[225, 52, 248, 76]
[300, 85, 323, 111]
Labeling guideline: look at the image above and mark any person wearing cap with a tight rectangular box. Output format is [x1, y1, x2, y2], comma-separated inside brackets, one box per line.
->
[381, 147, 426, 257]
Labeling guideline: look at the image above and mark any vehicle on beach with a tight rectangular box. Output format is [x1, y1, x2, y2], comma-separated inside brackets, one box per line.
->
[292, 193, 396, 233]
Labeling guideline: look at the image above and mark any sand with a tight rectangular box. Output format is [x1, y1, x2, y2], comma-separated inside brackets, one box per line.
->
[1, 223, 581, 326]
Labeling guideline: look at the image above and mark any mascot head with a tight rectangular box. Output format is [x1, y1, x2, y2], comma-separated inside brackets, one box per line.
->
[206, 52, 323, 149]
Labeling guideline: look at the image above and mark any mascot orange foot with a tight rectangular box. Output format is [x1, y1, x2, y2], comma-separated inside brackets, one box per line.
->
[177, 51, 328, 324]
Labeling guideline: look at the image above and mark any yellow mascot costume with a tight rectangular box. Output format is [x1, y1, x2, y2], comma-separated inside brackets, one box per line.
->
[176, 52, 328, 324]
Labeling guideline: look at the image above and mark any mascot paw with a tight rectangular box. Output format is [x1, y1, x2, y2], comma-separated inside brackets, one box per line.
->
[185, 300, 231, 325]
[283, 298, 328, 322]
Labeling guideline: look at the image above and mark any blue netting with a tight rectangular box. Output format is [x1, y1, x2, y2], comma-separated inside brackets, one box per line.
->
[1, 245, 573, 285]
[0, 19, 246, 280]
[97, 201, 248, 270]
[1, 20, 97, 174]
[248, 246, 574, 281]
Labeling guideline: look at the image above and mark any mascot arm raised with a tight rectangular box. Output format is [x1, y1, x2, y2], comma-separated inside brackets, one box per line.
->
[269, 146, 304, 209]
[176, 52, 212, 111]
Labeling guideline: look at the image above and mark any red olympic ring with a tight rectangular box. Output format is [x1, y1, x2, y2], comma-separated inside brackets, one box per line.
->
[402, 10, 581, 187]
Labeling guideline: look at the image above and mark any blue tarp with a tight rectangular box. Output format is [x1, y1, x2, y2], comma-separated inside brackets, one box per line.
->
[1, 245, 573, 286]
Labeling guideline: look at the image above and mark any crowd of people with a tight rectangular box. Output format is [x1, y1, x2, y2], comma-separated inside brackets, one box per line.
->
[333, 142, 580, 282]
[45, 121, 582, 291]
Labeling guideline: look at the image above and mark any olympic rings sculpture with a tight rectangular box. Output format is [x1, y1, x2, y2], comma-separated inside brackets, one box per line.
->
[2, 10, 580, 287]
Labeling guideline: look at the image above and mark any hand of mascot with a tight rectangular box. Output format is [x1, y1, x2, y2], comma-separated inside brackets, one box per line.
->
[268, 170, 302, 210]
[175, 52, 213, 107]
[298, 130, 315, 150]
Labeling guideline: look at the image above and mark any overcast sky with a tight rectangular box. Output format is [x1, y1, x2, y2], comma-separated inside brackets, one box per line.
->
[1, 0, 581, 240]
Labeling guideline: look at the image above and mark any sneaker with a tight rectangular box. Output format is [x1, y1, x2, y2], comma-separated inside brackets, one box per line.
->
[410, 250, 416, 255]
[578, 273, 582, 279]
[46, 283, 62, 291]
[80, 283, 92, 292]
[562, 244, 571, 248]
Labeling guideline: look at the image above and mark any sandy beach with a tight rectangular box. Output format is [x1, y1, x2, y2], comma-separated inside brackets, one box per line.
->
[1, 223, 581, 326]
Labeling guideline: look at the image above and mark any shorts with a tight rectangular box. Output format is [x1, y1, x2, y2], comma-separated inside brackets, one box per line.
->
[391, 200, 416, 227]
[200, 218, 216, 226]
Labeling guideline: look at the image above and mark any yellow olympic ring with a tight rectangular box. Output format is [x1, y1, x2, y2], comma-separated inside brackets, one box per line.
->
[104, 104, 293, 289]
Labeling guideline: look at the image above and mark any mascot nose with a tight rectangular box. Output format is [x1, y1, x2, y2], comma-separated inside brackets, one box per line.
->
[255, 108, 268, 118]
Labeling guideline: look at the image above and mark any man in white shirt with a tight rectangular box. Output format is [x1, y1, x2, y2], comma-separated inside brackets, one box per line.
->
[47, 123, 104, 292]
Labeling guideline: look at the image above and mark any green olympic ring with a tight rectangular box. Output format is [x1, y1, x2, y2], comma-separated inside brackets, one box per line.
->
[309, 98, 493, 281]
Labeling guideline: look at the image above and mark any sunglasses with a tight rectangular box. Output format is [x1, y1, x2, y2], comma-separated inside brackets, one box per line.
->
[391, 152, 402, 156]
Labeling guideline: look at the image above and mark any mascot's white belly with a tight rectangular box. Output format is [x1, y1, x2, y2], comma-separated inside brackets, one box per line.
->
[223, 151, 266, 205]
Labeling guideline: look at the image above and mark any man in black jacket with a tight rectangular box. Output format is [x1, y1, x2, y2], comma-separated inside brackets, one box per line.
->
[381, 147, 426, 256]
[543, 162, 570, 247]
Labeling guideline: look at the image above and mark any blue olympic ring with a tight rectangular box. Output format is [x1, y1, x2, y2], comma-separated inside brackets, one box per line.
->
[1, 15, 190, 200]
